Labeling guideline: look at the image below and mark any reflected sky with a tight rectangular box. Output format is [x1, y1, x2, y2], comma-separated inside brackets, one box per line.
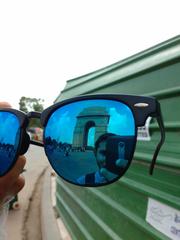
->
[0, 112, 20, 144]
[45, 99, 135, 144]
[87, 127, 95, 147]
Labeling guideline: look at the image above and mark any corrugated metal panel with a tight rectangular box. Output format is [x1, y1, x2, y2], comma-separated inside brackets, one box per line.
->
[55, 36, 180, 240]
[55, 35, 180, 101]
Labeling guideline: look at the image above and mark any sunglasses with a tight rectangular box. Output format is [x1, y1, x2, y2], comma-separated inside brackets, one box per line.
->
[0, 94, 165, 187]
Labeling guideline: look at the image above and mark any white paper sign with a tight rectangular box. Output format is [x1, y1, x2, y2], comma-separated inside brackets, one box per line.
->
[146, 198, 180, 240]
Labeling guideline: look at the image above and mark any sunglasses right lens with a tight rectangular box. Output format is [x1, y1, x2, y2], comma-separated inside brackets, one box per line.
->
[0, 111, 20, 176]
[44, 99, 136, 186]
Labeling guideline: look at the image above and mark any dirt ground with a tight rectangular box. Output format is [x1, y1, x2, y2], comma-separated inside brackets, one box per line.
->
[22, 171, 45, 240]
[6, 145, 49, 240]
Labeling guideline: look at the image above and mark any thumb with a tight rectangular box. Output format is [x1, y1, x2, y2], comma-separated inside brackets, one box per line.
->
[0, 102, 12, 108]
[100, 168, 118, 181]
[116, 159, 128, 168]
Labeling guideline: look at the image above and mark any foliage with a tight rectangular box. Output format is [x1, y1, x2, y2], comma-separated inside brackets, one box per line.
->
[19, 97, 44, 113]
[19, 96, 44, 128]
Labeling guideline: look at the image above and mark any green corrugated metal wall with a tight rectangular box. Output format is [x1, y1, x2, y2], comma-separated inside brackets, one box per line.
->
[55, 36, 180, 240]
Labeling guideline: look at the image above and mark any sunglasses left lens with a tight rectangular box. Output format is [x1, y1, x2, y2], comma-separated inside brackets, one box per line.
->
[0, 111, 20, 176]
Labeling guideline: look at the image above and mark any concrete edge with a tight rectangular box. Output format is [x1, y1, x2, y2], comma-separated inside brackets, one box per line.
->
[41, 168, 61, 240]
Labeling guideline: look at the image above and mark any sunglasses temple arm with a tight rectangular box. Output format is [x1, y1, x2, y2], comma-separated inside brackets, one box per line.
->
[30, 140, 44, 147]
[149, 104, 165, 175]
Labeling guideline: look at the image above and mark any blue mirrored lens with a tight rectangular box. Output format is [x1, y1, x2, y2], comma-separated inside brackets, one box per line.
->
[0, 112, 20, 176]
[44, 99, 136, 186]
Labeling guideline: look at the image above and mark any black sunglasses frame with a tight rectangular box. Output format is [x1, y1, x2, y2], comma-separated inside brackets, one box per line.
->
[0, 94, 165, 178]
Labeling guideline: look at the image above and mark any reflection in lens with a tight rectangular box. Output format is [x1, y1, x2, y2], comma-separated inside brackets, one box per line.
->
[44, 99, 136, 186]
[0, 112, 20, 176]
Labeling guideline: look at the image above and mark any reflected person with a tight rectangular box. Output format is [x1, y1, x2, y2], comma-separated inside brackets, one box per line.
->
[77, 133, 128, 185]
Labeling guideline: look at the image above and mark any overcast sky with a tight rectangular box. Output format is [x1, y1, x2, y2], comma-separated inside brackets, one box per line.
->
[0, 0, 179, 109]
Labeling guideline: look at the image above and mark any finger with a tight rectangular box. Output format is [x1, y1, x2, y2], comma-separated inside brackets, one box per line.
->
[100, 168, 117, 181]
[10, 175, 25, 196]
[115, 159, 128, 168]
[2, 156, 26, 187]
[2, 175, 25, 204]
[0, 102, 12, 108]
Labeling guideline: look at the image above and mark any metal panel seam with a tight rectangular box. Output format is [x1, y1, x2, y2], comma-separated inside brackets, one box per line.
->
[119, 178, 180, 209]
[88, 188, 166, 240]
[134, 152, 180, 169]
[56, 193, 94, 240]
[56, 188, 122, 240]
[143, 86, 180, 98]
[150, 121, 180, 129]
[57, 179, 164, 240]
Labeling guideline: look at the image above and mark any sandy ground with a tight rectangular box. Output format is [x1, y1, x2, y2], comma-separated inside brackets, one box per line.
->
[22, 170, 45, 240]
[6, 144, 72, 240]
[6, 145, 49, 240]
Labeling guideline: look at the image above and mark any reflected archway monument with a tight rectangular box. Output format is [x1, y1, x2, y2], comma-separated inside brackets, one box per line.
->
[72, 107, 110, 150]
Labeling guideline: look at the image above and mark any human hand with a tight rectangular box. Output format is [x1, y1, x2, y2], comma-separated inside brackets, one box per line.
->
[100, 167, 118, 181]
[100, 158, 128, 181]
[0, 102, 26, 207]
[115, 158, 128, 168]
[0, 156, 26, 207]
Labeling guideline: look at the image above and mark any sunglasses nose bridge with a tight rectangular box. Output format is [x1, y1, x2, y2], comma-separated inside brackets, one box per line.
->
[27, 111, 41, 119]
[26, 111, 44, 148]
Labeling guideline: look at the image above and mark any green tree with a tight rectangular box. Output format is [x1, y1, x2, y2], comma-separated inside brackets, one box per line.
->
[19, 97, 44, 128]
[19, 97, 44, 113]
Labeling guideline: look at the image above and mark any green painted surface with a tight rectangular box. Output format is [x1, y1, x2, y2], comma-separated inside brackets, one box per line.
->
[55, 36, 180, 240]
